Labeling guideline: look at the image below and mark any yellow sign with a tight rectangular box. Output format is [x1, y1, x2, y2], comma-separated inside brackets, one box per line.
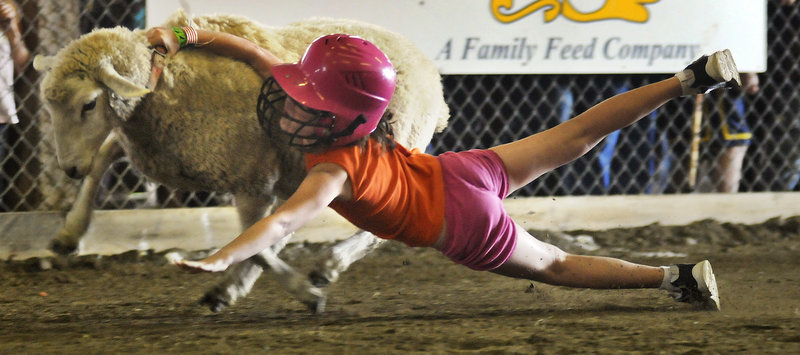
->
[491, 0, 660, 24]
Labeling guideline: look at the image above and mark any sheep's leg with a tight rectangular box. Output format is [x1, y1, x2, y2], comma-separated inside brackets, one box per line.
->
[250, 197, 326, 312]
[51, 134, 124, 255]
[201, 194, 325, 313]
[200, 194, 270, 311]
[251, 242, 326, 313]
[308, 230, 386, 287]
[199, 257, 265, 312]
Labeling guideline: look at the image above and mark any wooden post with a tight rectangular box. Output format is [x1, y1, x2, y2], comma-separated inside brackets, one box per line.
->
[688, 94, 704, 189]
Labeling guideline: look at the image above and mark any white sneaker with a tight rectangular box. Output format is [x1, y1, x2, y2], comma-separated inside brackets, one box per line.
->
[666, 260, 720, 310]
[675, 49, 741, 96]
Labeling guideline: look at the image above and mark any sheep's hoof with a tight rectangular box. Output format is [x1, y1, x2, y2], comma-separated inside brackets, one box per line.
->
[49, 238, 79, 256]
[308, 270, 331, 288]
[302, 293, 327, 314]
[282, 273, 327, 314]
[199, 289, 231, 313]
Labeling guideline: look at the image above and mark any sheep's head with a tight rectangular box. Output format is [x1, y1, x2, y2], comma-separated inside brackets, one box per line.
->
[34, 27, 151, 179]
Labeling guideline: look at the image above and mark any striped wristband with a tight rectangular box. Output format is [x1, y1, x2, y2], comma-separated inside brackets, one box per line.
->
[183, 26, 198, 46]
[172, 26, 198, 48]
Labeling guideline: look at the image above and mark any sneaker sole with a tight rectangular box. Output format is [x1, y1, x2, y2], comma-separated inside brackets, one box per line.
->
[706, 49, 742, 88]
[692, 260, 721, 310]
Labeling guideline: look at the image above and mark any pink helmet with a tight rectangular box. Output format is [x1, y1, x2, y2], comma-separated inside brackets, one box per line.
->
[262, 34, 397, 148]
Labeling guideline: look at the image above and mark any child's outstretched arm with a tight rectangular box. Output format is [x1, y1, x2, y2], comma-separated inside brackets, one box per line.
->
[145, 27, 282, 79]
[175, 163, 350, 272]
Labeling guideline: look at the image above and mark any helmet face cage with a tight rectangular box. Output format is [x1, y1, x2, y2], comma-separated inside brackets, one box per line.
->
[257, 78, 336, 150]
[268, 34, 396, 148]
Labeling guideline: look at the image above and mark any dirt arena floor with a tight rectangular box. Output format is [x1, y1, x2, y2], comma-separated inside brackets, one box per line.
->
[1, 218, 799, 354]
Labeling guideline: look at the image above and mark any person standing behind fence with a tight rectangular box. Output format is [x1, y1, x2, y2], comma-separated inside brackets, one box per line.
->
[0, 0, 29, 208]
[698, 0, 797, 193]
[0, 0, 28, 124]
[697, 72, 758, 193]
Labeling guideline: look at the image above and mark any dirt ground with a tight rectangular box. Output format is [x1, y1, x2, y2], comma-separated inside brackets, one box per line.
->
[1, 218, 799, 354]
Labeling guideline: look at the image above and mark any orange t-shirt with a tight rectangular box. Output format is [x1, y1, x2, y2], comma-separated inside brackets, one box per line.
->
[304, 139, 445, 247]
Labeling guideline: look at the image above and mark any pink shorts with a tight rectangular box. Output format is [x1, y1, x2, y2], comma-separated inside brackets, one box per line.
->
[436, 149, 517, 271]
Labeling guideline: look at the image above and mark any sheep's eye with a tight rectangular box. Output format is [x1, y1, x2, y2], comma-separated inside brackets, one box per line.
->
[82, 100, 96, 113]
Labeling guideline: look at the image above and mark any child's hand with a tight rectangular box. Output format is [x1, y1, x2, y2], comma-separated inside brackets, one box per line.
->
[173, 258, 229, 273]
[145, 27, 180, 56]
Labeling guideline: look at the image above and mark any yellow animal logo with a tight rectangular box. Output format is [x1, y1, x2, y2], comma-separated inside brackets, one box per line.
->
[491, 0, 660, 23]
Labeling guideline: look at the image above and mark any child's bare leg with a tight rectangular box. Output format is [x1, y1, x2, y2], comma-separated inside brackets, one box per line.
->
[491, 50, 740, 193]
[492, 224, 720, 309]
[492, 226, 663, 289]
[490, 77, 682, 193]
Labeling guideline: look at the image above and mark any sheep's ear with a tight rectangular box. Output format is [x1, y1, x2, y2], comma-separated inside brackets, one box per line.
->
[97, 60, 149, 121]
[33, 55, 57, 72]
[97, 60, 150, 98]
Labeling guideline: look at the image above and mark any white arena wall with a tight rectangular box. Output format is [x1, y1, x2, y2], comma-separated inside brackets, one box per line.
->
[2, 192, 797, 259]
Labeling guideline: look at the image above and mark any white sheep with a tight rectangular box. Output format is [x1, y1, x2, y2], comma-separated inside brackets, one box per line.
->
[33, 11, 449, 313]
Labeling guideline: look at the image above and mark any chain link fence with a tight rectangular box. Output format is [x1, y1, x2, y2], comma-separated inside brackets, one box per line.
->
[2, 1, 799, 212]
